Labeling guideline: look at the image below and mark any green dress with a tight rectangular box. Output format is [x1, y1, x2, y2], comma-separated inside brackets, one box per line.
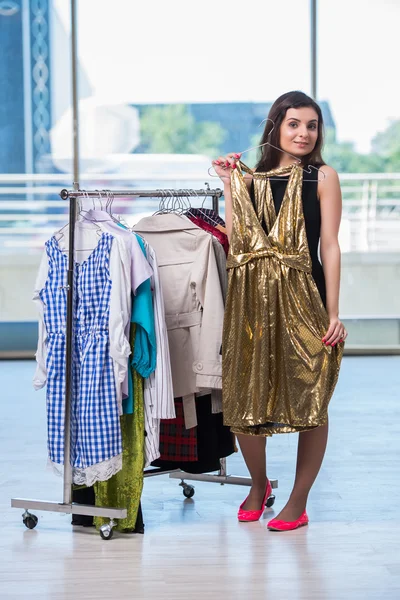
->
[94, 324, 145, 532]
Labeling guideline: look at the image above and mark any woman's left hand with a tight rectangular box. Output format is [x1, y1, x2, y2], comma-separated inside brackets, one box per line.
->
[322, 317, 348, 347]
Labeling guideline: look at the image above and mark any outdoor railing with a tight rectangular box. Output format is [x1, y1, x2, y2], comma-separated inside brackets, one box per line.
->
[1, 172, 400, 253]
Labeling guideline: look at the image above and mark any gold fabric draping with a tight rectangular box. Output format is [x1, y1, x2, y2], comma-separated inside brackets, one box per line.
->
[222, 162, 343, 436]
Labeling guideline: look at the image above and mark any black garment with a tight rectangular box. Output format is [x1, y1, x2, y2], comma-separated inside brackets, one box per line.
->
[71, 487, 144, 534]
[71, 486, 95, 527]
[152, 394, 235, 474]
[250, 167, 326, 307]
[184, 208, 225, 227]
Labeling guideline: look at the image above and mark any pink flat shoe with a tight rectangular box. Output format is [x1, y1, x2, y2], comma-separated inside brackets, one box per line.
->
[267, 510, 309, 531]
[238, 480, 275, 522]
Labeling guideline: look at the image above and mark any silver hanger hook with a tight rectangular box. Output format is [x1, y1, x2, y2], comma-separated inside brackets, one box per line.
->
[94, 189, 102, 210]
[94, 189, 99, 210]
[304, 164, 326, 180]
[183, 189, 192, 212]
[258, 117, 275, 138]
[201, 189, 208, 209]
[106, 189, 114, 214]
[80, 189, 89, 214]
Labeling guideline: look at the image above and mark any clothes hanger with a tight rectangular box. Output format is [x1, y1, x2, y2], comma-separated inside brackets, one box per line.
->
[152, 189, 166, 215]
[109, 191, 131, 228]
[154, 189, 174, 215]
[77, 190, 106, 223]
[153, 189, 172, 215]
[208, 117, 326, 182]
[76, 190, 103, 236]
[105, 190, 124, 225]
[55, 190, 102, 251]
[184, 189, 227, 233]
[185, 189, 221, 229]
[153, 189, 188, 216]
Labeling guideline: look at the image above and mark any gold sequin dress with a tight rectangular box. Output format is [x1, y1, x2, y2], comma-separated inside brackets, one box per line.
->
[222, 162, 343, 436]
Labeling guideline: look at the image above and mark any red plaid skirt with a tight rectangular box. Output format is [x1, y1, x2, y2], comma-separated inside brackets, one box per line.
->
[158, 398, 198, 461]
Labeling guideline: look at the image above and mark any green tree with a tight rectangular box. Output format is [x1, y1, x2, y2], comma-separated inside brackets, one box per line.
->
[140, 104, 226, 157]
[371, 119, 400, 157]
[385, 149, 400, 172]
[371, 119, 400, 171]
[322, 128, 385, 173]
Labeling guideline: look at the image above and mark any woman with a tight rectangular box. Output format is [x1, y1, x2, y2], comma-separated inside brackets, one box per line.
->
[212, 91, 347, 532]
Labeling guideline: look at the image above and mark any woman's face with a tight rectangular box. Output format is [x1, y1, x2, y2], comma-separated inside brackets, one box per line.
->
[279, 107, 319, 158]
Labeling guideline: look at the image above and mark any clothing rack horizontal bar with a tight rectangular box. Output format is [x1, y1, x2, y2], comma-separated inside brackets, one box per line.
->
[169, 471, 278, 489]
[144, 467, 183, 478]
[60, 188, 223, 200]
[11, 498, 127, 519]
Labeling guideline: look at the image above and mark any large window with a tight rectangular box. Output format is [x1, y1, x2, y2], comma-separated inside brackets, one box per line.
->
[0, 0, 398, 354]
[318, 0, 400, 347]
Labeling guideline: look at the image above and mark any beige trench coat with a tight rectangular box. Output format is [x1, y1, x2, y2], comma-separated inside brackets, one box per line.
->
[134, 214, 224, 402]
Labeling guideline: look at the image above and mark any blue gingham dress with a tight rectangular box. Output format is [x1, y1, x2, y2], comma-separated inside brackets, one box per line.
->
[40, 233, 122, 471]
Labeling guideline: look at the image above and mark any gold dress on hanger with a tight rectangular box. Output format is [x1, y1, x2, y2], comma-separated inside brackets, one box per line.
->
[222, 162, 343, 436]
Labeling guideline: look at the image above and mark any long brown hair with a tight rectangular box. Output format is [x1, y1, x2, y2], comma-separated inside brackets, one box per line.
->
[255, 91, 325, 172]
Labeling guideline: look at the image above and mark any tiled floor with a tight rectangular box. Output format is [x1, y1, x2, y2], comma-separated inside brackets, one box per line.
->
[1, 357, 399, 599]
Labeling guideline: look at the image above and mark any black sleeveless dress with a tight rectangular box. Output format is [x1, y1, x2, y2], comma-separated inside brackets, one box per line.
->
[250, 166, 326, 307]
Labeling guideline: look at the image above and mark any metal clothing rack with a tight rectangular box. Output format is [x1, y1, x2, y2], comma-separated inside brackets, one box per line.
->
[11, 183, 277, 540]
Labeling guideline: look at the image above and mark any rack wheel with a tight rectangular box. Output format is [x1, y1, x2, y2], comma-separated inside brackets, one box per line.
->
[23, 513, 38, 530]
[182, 485, 195, 499]
[99, 520, 115, 540]
[266, 494, 276, 508]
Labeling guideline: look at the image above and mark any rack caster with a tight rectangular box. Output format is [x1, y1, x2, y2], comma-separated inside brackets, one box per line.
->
[179, 481, 195, 499]
[22, 510, 38, 530]
[266, 494, 276, 508]
[99, 519, 116, 540]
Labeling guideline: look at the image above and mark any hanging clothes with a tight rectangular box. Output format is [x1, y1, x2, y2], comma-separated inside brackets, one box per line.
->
[83, 211, 175, 465]
[152, 394, 235, 474]
[185, 213, 228, 302]
[129, 235, 157, 386]
[94, 324, 145, 532]
[156, 398, 198, 462]
[133, 214, 225, 431]
[186, 207, 225, 228]
[210, 238, 228, 305]
[124, 233, 161, 465]
[186, 213, 229, 256]
[83, 210, 154, 403]
[35, 231, 124, 486]
[185, 213, 228, 416]
[222, 162, 344, 436]
[136, 236, 176, 467]
[34, 220, 133, 415]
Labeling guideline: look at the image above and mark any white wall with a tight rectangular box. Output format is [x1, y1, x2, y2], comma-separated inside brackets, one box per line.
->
[0, 252, 398, 349]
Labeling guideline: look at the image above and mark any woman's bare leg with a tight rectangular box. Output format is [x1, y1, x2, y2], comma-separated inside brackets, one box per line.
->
[236, 433, 268, 510]
[274, 420, 329, 522]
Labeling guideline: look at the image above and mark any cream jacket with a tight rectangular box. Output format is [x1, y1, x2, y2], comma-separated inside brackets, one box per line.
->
[134, 214, 224, 400]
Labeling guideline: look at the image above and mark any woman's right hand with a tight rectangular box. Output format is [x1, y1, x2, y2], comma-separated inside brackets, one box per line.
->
[212, 153, 242, 185]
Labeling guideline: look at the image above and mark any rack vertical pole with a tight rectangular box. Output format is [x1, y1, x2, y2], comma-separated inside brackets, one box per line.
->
[62, 0, 79, 503]
[212, 193, 219, 214]
[310, 0, 318, 99]
[70, 0, 80, 183]
[62, 184, 78, 504]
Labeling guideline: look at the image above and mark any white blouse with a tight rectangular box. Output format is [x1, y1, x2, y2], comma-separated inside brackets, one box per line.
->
[139, 238, 176, 466]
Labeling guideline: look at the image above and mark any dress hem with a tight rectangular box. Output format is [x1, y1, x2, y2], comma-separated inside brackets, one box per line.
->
[229, 418, 328, 437]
